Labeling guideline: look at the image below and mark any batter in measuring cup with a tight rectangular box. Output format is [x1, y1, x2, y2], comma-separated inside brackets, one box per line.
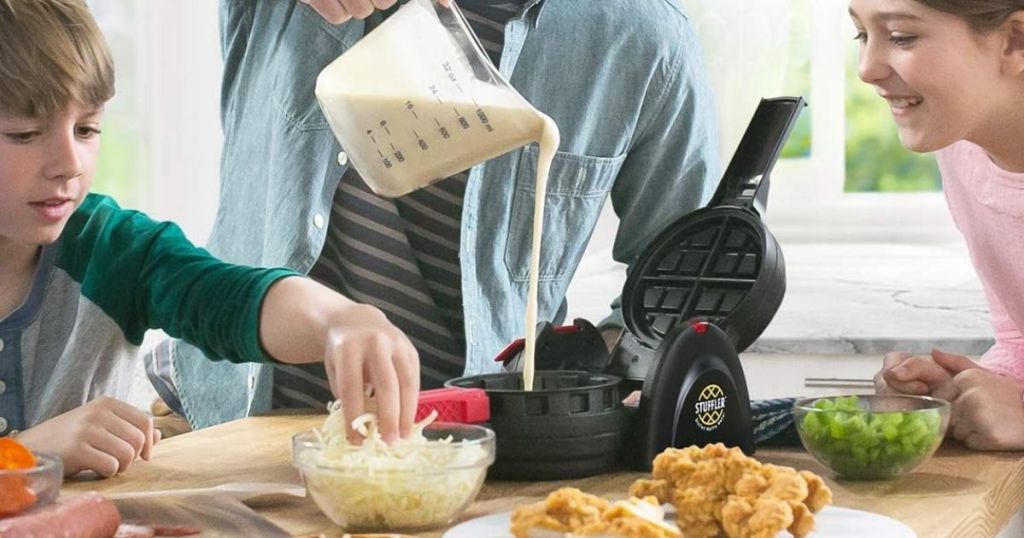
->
[150, 0, 721, 442]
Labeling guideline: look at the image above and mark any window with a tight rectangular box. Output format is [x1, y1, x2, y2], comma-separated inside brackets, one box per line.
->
[87, 0, 144, 207]
[679, 0, 958, 244]
[87, 0, 222, 244]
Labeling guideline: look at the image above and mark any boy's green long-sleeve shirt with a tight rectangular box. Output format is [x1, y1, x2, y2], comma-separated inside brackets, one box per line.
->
[0, 194, 298, 435]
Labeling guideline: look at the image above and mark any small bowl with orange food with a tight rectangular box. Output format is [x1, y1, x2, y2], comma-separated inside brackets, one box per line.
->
[0, 438, 62, 517]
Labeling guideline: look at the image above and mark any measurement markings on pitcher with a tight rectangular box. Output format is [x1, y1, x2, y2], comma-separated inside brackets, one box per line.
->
[441, 60, 464, 94]
[435, 118, 451, 139]
[453, 108, 470, 130]
[389, 143, 405, 163]
[377, 149, 393, 169]
[413, 130, 429, 151]
[405, 100, 419, 120]
[471, 98, 494, 133]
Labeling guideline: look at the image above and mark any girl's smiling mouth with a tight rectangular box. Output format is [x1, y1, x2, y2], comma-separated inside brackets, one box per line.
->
[880, 93, 924, 116]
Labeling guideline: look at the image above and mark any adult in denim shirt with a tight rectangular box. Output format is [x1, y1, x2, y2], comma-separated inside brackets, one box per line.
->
[153, 0, 720, 429]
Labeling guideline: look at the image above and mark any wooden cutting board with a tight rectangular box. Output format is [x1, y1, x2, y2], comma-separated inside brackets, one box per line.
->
[113, 494, 290, 537]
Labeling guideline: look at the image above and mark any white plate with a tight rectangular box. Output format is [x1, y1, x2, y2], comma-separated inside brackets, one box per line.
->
[443, 506, 916, 538]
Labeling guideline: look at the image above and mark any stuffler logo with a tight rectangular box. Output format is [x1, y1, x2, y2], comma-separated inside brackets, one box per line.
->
[694, 384, 727, 431]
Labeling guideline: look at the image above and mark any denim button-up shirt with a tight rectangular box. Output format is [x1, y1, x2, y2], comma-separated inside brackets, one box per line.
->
[167, 0, 719, 428]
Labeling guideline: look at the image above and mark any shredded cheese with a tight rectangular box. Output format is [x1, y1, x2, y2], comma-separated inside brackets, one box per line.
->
[298, 401, 490, 530]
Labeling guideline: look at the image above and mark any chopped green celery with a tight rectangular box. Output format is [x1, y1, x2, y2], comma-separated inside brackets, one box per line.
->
[798, 396, 944, 479]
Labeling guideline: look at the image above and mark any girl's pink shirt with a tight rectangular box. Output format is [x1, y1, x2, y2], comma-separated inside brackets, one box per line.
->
[938, 140, 1024, 385]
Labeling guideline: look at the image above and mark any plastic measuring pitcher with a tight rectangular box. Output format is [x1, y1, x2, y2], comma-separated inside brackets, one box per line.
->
[315, 0, 545, 198]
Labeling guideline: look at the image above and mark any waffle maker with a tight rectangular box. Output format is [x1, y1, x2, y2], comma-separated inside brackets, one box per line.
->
[450, 97, 807, 478]
[614, 96, 806, 468]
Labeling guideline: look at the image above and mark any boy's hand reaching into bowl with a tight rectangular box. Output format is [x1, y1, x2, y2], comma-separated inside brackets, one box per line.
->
[260, 277, 421, 446]
[321, 303, 420, 445]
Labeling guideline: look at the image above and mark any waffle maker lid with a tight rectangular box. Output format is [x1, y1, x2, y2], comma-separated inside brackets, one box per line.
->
[620, 97, 807, 353]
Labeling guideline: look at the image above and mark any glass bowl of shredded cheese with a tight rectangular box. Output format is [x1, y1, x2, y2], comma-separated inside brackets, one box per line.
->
[292, 403, 496, 532]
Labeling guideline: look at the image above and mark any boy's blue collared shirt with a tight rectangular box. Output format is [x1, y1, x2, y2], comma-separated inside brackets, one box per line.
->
[167, 0, 720, 428]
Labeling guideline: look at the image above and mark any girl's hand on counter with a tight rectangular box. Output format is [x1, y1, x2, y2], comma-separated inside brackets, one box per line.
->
[16, 397, 160, 478]
[931, 351, 1024, 451]
[876, 351, 953, 395]
[300, 0, 451, 24]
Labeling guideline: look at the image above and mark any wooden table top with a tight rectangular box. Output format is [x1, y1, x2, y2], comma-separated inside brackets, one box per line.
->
[62, 414, 1024, 538]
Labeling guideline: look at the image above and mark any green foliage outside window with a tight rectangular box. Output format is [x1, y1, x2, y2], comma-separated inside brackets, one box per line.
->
[92, 114, 142, 205]
[88, 0, 143, 207]
[780, 0, 812, 159]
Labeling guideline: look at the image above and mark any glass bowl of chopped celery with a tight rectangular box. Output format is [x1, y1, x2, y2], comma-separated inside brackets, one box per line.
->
[794, 394, 949, 480]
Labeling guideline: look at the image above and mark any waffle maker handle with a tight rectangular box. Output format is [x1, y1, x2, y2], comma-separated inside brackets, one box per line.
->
[709, 97, 807, 217]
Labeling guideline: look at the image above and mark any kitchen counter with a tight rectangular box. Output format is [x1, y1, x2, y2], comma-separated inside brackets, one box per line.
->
[63, 413, 1024, 538]
[565, 240, 992, 357]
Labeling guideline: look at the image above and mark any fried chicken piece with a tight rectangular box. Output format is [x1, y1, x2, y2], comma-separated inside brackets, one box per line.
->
[602, 497, 682, 538]
[788, 499, 816, 538]
[510, 487, 609, 538]
[651, 447, 700, 484]
[760, 465, 809, 503]
[628, 479, 672, 503]
[511, 490, 684, 538]
[629, 443, 833, 538]
[720, 495, 795, 538]
[671, 487, 723, 538]
[654, 444, 762, 495]
[799, 470, 833, 513]
[732, 469, 769, 497]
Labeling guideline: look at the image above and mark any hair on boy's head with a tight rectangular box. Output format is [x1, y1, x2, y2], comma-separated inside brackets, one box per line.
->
[0, 0, 115, 119]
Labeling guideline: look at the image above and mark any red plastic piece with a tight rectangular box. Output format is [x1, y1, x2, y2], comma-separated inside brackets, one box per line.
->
[494, 337, 525, 364]
[690, 321, 709, 335]
[494, 324, 582, 363]
[415, 387, 490, 424]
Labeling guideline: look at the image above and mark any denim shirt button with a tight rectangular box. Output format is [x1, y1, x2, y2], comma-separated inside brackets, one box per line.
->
[337, 151, 348, 167]
[0, 380, 5, 395]
[313, 214, 325, 229]
[0, 337, 5, 353]
[0, 417, 7, 434]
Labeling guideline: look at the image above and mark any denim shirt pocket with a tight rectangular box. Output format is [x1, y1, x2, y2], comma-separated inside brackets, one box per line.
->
[504, 146, 627, 282]
[271, 5, 360, 132]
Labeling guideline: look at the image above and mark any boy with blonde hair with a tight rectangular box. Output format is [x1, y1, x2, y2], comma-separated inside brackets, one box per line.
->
[0, 0, 420, 477]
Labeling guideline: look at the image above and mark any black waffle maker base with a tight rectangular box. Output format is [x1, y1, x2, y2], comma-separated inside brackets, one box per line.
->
[448, 97, 807, 479]
[446, 370, 626, 480]
[623, 320, 753, 470]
